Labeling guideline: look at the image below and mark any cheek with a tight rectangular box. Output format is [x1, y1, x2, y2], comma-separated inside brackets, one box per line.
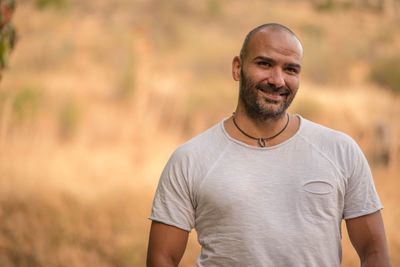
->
[245, 67, 267, 81]
[286, 77, 300, 92]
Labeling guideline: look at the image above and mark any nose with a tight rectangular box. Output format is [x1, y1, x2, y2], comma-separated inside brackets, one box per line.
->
[267, 67, 285, 88]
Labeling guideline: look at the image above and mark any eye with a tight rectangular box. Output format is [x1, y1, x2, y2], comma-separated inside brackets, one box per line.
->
[257, 61, 271, 67]
[285, 67, 299, 75]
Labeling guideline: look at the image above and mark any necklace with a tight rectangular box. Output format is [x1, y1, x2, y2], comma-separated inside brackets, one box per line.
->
[232, 113, 290, 147]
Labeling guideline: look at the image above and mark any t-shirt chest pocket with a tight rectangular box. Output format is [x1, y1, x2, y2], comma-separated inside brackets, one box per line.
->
[300, 180, 339, 225]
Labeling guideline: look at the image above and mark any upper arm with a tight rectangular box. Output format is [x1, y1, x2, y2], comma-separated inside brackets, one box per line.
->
[147, 221, 190, 267]
[346, 211, 391, 266]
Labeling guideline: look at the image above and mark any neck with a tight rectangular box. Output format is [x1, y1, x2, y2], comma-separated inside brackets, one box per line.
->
[233, 107, 288, 137]
[224, 106, 300, 147]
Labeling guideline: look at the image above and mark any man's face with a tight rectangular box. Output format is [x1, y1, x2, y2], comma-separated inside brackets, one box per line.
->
[233, 29, 303, 120]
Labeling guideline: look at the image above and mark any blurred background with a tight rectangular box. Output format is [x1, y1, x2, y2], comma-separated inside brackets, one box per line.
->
[0, 0, 399, 266]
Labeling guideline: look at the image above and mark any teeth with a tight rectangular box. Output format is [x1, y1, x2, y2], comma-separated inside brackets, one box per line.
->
[258, 88, 288, 97]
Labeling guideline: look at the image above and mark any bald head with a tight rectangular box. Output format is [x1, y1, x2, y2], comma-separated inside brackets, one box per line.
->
[240, 23, 303, 61]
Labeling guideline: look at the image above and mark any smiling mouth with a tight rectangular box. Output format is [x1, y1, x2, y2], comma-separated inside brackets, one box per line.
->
[256, 85, 289, 97]
[258, 91, 284, 103]
[258, 88, 289, 97]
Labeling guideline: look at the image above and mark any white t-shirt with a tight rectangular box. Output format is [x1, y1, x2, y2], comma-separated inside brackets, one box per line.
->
[150, 116, 382, 267]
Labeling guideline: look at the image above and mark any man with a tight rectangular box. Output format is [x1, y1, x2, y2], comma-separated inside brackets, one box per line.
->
[147, 23, 391, 266]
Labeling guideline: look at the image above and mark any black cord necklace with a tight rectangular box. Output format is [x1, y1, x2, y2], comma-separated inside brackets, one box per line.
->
[232, 113, 290, 147]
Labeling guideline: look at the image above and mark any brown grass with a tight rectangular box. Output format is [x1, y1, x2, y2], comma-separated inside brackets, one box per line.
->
[0, 1, 399, 266]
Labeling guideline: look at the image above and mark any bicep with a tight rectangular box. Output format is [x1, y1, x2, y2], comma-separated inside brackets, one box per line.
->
[147, 221, 189, 267]
[345, 211, 390, 264]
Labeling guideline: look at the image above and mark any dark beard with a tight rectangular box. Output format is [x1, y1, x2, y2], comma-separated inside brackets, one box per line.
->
[239, 69, 293, 121]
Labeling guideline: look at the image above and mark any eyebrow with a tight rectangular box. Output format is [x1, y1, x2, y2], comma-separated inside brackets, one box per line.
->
[253, 56, 302, 70]
[253, 56, 274, 62]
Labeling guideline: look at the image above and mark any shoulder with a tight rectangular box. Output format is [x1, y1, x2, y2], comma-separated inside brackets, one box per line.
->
[166, 120, 230, 173]
[298, 117, 366, 175]
[173, 120, 228, 158]
[299, 117, 358, 148]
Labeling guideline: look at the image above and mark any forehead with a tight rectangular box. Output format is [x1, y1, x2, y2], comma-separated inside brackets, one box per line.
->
[245, 29, 303, 63]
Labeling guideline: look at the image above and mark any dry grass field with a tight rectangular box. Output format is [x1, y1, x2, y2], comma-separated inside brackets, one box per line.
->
[0, 0, 399, 266]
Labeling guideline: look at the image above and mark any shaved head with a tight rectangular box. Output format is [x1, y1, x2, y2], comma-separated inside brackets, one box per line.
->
[240, 23, 302, 60]
[232, 23, 303, 121]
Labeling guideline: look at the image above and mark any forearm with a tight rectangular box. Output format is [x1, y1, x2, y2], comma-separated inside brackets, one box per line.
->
[346, 212, 391, 267]
[146, 254, 179, 267]
[147, 222, 189, 267]
[361, 250, 391, 267]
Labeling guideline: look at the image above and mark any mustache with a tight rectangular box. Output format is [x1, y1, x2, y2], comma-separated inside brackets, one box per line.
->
[256, 83, 289, 95]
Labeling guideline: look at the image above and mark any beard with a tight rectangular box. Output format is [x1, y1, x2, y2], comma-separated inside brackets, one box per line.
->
[239, 69, 296, 121]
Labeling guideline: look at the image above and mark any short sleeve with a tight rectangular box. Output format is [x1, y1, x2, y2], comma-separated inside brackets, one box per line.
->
[149, 148, 195, 231]
[343, 141, 383, 219]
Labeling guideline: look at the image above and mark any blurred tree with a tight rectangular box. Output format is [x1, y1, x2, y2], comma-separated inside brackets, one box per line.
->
[0, 0, 16, 81]
[311, 0, 335, 10]
[35, 0, 66, 10]
[370, 55, 400, 94]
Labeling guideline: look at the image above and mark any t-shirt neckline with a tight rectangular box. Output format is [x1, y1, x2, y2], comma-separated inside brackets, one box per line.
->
[220, 114, 304, 150]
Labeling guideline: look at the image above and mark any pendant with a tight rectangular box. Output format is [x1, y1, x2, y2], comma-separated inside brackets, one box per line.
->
[258, 138, 266, 147]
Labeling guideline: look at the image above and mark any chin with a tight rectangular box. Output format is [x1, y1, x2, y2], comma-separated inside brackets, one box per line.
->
[259, 103, 286, 116]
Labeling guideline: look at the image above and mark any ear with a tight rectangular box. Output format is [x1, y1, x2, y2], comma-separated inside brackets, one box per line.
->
[232, 56, 241, 81]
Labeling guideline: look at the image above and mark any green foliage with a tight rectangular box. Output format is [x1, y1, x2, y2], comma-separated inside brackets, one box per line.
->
[12, 87, 43, 123]
[0, 90, 9, 104]
[116, 72, 135, 101]
[115, 56, 136, 101]
[58, 99, 80, 140]
[35, 0, 66, 10]
[370, 55, 400, 94]
[208, 0, 221, 16]
[0, 24, 17, 68]
[0, 0, 17, 74]
[0, 90, 10, 121]
[312, 0, 335, 11]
